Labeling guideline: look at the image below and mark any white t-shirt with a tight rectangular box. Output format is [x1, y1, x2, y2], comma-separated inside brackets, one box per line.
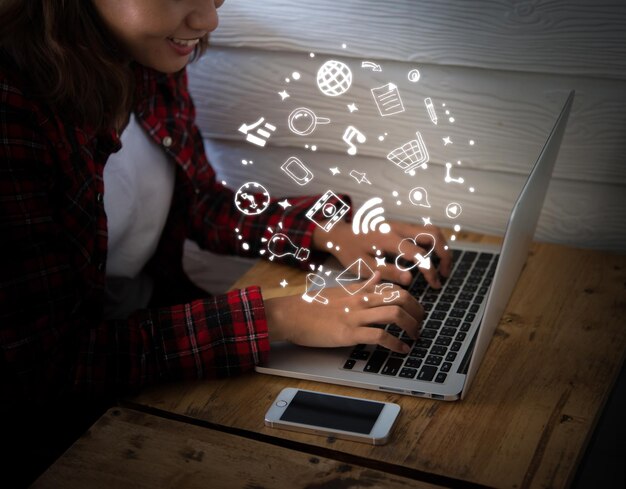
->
[103, 113, 176, 319]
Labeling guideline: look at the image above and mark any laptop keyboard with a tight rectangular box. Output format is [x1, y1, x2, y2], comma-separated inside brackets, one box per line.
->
[342, 249, 499, 384]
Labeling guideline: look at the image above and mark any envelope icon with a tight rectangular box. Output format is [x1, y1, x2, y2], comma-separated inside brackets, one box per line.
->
[335, 258, 375, 295]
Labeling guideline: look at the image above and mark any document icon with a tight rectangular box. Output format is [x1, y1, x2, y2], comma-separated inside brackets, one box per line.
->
[335, 258, 375, 295]
[371, 83, 405, 117]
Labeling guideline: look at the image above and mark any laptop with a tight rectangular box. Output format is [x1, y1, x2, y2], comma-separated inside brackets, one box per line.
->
[256, 91, 575, 401]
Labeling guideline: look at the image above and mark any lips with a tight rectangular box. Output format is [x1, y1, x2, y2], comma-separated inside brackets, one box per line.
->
[166, 37, 200, 56]
[168, 37, 200, 47]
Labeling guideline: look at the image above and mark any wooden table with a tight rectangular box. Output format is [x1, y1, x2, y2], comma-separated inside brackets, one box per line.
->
[37, 232, 626, 488]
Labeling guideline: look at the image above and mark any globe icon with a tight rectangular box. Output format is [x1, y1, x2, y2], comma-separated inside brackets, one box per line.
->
[317, 60, 352, 97]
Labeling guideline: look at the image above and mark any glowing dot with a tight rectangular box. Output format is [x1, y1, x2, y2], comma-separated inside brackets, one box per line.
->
[292, 72, 301, 80]
[326, 241, 333, 249]
[363, 297, 369, 302]
[285, 78, 290, 83]
[409, 170, 416, 176]
[454, 224, 461, 232]
[242, 243, 250, 250]
[336, 246, 341, 251]
[305, 144, 309, 148]
[376, 250, 382, 256]
[442, 103, 446, 107]
[451, 235, 457, 241]
[444, 245, 449, 250]
[237, 234, 243, 240]
[449, 117, 455, 123]
[457, 160, 462, 165]
[379, 223, 391, 234]
[235, 228, 239, 233]
[396, 200, 402, 206]
[445, 110, 450, 115]
[345, 307, 350, 313]
[221, 180, 227, 186]
[311, 145, 317, 151]
[469, 187, 475, 193]
[392, 191, 399, 197]
[309, 52, 315, 58]
[469, 140, 475, 146]
[342, 43, 347, 49]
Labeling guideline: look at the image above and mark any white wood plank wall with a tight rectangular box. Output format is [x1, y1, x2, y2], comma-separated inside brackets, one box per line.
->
[187, 0, 626, 253]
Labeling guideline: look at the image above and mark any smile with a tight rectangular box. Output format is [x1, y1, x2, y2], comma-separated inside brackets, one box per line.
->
[167, 37, 201, 47]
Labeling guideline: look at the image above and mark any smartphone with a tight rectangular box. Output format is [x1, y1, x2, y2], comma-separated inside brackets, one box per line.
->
[264, 388, 401, 445]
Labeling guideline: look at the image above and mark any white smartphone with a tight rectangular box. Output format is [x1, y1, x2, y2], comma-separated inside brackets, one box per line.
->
[264, 387, 401, 445]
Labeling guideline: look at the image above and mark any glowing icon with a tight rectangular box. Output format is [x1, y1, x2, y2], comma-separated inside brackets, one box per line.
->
[317, 60, 352, 97]
[352, 197, 391, 235]
[306, 190, 351, 232]
[267, 233, 310, 262]
[424, 97, 438, 125]
[395, 233, 436, 271]
[445, 202, 463, 219]
[238, 118, 276, 147]
[408, 69, 421, 82]
[343, 125, 367, 155]
[234, 182, 271, 215]
[443, 136, 453, 146]
[336, 258, 375, 295]
[349, 170, 372, 185]
[408, 187, 431, 208]
[371, 83, 405, 117]
[281, 156, 314, 186]
[347, 103, 358, 113]
[361, 61, 382, 72]
[374, 283, 401, 303]
[387, 132, 429, 173]
[330, 167, 341, 176]
[288, 107, 330, 136]
[278, 90, 290, 101]
[302, 273, 329, 304]
[445, 163, 465, 184]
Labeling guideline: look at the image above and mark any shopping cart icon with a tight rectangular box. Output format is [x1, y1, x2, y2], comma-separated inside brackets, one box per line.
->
[386, 131, 430, 173]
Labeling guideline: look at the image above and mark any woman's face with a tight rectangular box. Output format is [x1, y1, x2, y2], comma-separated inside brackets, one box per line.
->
[93, 0, 224, 73]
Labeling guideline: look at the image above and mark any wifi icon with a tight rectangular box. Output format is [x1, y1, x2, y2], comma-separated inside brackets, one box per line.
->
[352, 197, 391, 235]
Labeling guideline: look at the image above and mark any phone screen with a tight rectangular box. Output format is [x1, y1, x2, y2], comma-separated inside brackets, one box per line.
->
[280, 390, 384, 434]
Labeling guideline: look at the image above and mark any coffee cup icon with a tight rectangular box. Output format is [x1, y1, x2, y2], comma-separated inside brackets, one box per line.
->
[302, 273, 329, 304]
[288, 107, 331, 136]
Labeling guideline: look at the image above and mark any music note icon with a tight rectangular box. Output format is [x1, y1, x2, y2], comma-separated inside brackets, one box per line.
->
[343, 125, 367, 156]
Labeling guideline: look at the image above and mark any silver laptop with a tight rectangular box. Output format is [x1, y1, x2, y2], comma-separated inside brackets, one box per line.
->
[256, 91, 575, 401]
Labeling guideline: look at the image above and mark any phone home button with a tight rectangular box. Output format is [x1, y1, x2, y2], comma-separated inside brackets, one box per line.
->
[276, 400, 288, 407]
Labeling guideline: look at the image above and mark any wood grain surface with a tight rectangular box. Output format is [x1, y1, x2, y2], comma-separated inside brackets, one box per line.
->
[127, 235, 626, 489]
[32, 408, 442, 489]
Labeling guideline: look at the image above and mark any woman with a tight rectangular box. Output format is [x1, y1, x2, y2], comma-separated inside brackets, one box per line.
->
[0, 0, 451, 406]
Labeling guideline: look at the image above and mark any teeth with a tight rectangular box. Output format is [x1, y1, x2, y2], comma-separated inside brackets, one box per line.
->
[170, 38, 200, 47]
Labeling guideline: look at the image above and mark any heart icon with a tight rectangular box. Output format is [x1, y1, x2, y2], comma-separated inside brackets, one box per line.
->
[395, 232, 436, 272]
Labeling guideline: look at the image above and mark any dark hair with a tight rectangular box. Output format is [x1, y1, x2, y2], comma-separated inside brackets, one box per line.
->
[0, 0, 209, 132]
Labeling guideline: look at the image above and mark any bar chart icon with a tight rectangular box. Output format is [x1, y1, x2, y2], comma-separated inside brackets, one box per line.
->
[371, 83, 405, 117]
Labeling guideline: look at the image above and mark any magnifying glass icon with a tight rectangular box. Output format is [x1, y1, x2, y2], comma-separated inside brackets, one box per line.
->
[287, 107, 331, 136]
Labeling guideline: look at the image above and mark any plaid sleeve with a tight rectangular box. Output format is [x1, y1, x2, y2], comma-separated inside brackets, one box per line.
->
[0, 76, 268, 401]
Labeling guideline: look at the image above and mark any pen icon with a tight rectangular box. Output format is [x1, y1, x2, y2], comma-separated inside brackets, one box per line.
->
[424, 97, 438, 125]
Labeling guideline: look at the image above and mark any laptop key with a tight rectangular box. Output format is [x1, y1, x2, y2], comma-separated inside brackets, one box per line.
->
[424, 320, 442, 330]
[425, 355, 443, 366]
[435, 302, 451, 312]
[434, 336, 451, 347]
[465, 313, 476, 322]
[364, 350, 388, 373]
[350, 349, 370, 360]
[446, 352, 457, 362]
[431, 345, 448, 356]
[454, 300, 470, 310]
[420, 329, 437, 340]
[450, 341, 463, 352]
[474, 295, 485, 304]
[381, 357, 404, 376]
[399, 367, 417, 379]
[410, 347, 428, 359]
[456, 332, 467, 341]
[405, 357, 422, 369]
[460, 322, 472, 332]
[445, 318, 461, 328]
[435, 372, 448, 383]
[417, 365, 438, 381]
[343, 359, 356, 369]
[440, 362, 452, 373]
[441, 327, 457, 337]
[450, 309, 465, 318]
[430, 311, 446, 321]
[470, 304, 480, 313]
[415, 338, 432, 348]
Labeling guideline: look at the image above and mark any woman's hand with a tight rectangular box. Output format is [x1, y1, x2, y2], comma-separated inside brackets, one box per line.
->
[265, 272, 422, 353]
[312, 219, 452, 289]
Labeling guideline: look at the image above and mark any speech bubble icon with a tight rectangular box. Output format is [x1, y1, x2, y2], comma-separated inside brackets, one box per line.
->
[408, 187, 431, 208]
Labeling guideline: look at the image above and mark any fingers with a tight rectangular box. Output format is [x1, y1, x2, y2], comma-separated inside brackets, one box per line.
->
[352, 326, 410, 353]
[352, 302, 421, 340]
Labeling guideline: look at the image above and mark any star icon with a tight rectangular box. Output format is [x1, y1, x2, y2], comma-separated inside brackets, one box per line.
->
[330, 167, 341, 176]
[422, 217, 432, 226]
[278, 90, 290, 101]
[279, 279, 288, 288]
[347, 103, 358, 113]
[278, 199, 291, 209]
[375, 256, 386, 267]
[442, 136, 453, 146]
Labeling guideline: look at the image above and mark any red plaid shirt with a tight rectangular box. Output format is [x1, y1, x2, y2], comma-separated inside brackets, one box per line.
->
[0, 62, 331, 403]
